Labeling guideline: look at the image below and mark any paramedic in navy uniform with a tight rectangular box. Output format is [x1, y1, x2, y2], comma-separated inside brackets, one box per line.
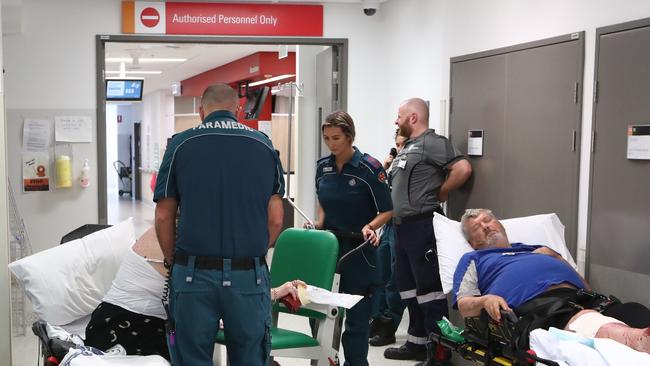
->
[313, 111, 393, 366]
[154, 83, 285, 366]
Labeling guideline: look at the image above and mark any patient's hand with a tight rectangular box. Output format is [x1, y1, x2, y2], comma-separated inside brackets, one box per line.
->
[533, 246, 561, 259]
[482, 295, 512, 322]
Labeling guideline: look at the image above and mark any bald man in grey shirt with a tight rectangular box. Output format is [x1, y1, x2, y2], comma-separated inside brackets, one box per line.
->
[384, 98, 472, 365]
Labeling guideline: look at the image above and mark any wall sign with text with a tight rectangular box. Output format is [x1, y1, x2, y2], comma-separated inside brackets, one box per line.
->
[122, 1, 323, 36]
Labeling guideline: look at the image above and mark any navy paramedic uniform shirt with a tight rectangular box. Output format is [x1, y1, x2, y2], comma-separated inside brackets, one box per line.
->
[153, 110, 285, 258]
[316, 147, 392, 234]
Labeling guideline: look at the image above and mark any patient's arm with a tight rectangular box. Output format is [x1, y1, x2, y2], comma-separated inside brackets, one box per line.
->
[458, 294, 512, 322]
[155, 197, 178, 264]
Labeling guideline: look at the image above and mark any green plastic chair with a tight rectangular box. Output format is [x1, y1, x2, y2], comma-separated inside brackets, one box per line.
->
[216, 228, 343, 365]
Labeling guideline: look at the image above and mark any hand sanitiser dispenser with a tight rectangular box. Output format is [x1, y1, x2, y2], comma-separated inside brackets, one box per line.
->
[80, 159, 90, 188]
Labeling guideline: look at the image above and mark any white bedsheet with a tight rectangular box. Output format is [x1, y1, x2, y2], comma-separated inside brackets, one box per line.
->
[530, 328, 650, 366]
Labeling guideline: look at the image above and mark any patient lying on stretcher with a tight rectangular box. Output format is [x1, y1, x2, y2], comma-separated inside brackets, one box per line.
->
[452, 208, 650, 354]
[84, 227, 304, 359]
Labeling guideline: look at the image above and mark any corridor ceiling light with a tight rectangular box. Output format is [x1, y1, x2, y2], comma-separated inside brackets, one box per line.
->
[139, 57, 187, 63]
[106, 70, 162, 75]
[105, 57, 133, 63]
[249, 74, 295, 87]
[106, 77, 145, 80]
[105, 57, 187, 63]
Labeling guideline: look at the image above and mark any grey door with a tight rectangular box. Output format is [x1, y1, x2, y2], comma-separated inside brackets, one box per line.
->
[449, 33, 584, 257]
[449, 55, 507, 216]
[588, 19, 650, 305]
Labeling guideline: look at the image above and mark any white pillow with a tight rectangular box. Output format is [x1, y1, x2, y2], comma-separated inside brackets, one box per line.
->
[9, 218, 135, 325]
[434, 213, 577, 294]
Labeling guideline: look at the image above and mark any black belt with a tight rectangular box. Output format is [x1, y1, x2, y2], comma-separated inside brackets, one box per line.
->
[174, 253, 265, 270]
[393, 211, 436, 225]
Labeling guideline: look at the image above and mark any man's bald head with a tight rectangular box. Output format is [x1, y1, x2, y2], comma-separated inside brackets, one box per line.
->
[395, 97, 430, 138]
[200, 83, 239, 119]
[401, 98, 429, 124]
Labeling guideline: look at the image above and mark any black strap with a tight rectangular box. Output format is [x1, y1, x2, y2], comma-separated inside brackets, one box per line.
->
[174, 253, 264, 270]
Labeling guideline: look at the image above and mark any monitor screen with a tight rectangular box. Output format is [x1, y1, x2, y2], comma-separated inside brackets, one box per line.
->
[106, 79, 144, 101]
[243, 86, 270, 120]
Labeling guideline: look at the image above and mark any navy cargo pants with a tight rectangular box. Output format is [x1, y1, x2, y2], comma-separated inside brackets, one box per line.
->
[167, 256, 271, 366]
[395, 216, 448, 351]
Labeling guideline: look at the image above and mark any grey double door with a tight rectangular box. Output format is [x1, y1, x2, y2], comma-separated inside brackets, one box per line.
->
[448, 34, 584, 256]
[588, 19, 650, 305]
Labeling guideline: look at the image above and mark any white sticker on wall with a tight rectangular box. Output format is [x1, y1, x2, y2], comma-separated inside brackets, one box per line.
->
[467, 130, 483, 156]
[627, 125, 650, 160]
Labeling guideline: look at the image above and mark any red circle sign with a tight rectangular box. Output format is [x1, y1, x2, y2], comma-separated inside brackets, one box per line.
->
[140, 7, 160, 28]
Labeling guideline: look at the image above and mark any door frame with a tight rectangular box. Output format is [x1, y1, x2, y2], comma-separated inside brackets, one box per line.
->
[95, 34, 348, 224]
[586, 17, 650, 279]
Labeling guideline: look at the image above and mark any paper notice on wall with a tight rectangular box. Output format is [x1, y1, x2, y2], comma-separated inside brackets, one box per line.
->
[627, 125, 650, 160]
[23, 119, 52, 152]
[23, 153, 50, 192]
[55, 116, 93, 142]
[258, 120, 272, 138]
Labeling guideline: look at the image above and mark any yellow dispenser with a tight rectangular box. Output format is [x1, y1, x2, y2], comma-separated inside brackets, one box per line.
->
[56, 155, 72, 188]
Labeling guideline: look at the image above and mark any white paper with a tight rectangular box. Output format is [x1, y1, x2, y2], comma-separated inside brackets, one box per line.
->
[627, 135, 650, 160]
[467, 130, 483, 156]
[55, 116, 93, 143]
[23, 119, 52, 152]
[468, 137, 483, 156]
[258, 120, 272, 138]
[303, 285, 363, 309]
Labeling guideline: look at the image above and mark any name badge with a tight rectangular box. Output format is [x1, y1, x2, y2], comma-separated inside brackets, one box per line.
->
[398, 159, 407, 169]
[323, 166, 334, 173]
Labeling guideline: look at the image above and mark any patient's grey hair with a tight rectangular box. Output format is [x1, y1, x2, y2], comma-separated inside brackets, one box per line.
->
[460, 208, 496, 241]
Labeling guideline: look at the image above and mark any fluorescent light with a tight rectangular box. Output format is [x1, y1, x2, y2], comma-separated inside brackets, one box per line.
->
[106, 70, 162, 75]
[106, 77, 144, 80]
[249, 74, 295, 87]
[139, 57, 187, 63]
[105, 57, 187, 63]
[105, 57, 133, 63]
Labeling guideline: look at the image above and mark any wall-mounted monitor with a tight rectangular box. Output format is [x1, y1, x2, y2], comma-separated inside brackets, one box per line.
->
[106, 79, 144, 101]
[244, 86, 270, 120]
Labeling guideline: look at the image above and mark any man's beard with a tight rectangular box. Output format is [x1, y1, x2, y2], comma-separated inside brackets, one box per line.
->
[486, 231, 507, 248]
[398, 124, 412, 138]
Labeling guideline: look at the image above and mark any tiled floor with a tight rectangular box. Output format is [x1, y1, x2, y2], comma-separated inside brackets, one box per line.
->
[10, 197, 421, 366]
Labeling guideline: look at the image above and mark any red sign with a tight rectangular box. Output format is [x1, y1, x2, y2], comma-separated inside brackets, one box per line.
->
[140, 7, 160, 28]
[123, 2, 323, 37]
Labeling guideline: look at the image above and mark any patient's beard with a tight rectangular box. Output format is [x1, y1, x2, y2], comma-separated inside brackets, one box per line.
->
[486, 231, 508, 248]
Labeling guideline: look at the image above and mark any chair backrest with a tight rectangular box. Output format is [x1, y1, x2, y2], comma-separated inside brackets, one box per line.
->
[270, 228, 339, 291]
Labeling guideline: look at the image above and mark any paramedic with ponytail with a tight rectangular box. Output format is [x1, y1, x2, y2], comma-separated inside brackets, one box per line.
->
[154, 83, 285, 366]
[313, 110, 393, 366]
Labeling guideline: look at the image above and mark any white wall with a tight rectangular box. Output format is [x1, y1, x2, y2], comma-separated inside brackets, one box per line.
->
[106, 104, 118, 194]
[295, 45, 322, 223]
[0, 2, 13, 363]
[3, 0, 121, 252]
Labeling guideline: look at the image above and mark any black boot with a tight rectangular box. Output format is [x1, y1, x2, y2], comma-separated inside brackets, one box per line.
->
[384, 343, 427, 361]
[369, 317, 382, 339]
[369, 315, 397, 346]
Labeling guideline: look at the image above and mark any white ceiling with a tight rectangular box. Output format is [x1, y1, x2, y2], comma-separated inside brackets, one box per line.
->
[105, 42, 297, 95]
